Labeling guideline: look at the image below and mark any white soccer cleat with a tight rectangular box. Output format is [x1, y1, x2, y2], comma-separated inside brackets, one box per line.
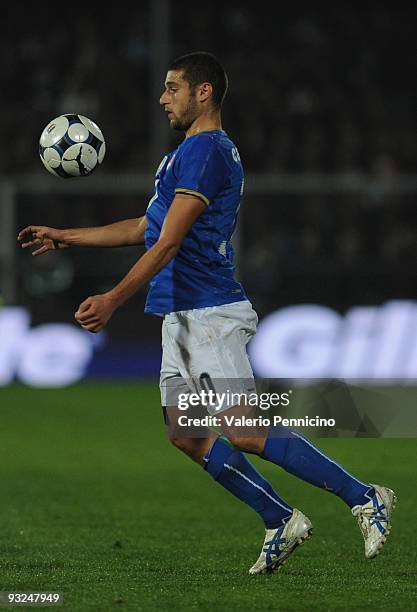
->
[351, 484, 397, 559]
[249, 508, 313, 575]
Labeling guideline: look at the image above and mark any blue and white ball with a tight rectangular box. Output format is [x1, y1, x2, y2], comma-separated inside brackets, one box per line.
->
[39, 114, 106, 178]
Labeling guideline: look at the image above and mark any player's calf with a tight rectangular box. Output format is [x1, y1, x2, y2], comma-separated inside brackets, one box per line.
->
[216, 402, 269, 455]
[224, 435, 266, 455]
[168, 434, 214, 465]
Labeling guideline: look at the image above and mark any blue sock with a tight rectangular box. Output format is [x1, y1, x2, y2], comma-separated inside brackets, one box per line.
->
[262, 427, 374, 508]
[204, 437, 292, 528]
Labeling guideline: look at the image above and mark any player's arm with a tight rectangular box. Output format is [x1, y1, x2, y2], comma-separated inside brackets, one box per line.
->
[75, 194, 206, 332]
[17, 216, 147, 255]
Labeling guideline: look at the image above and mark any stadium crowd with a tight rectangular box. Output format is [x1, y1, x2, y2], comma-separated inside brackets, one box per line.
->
[2, 3, 415, 175]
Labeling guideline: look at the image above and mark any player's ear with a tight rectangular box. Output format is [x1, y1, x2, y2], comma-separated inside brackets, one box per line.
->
[198, 82, 212, 103]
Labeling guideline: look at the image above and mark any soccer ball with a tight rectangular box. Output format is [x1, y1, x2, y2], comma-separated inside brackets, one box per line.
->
[39, 114, 106, 178]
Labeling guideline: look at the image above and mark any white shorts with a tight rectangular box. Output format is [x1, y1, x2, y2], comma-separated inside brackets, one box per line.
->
[160, 300, 258, 414]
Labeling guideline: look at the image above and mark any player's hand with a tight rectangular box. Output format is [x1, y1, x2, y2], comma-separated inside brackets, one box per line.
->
[74, 293, 117, 333]
[17, 225, 68, 256]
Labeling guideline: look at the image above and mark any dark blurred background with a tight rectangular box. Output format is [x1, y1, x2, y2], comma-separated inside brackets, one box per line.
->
[1, 2, 416, 383]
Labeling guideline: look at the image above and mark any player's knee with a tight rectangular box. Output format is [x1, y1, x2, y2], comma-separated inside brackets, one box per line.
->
[227, 435, 265, 455]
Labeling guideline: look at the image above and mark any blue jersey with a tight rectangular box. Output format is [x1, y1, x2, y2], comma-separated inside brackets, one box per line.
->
[144, 129, 247, 314]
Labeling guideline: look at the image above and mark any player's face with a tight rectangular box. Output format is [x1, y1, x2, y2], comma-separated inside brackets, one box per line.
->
[160, 70, 199, 131]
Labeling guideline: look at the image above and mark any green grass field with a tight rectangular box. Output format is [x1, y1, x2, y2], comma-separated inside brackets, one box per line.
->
[0, 383, 416, 611]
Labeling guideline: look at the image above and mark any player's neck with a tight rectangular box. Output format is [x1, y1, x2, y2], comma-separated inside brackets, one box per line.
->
[185, 112, 222, 138]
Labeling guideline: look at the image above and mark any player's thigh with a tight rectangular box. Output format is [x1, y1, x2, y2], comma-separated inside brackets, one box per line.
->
[161, 318, 217, 462]
[167, 302, 258, 405]
[160, 316, 189, 406]
[194, 301, 258, 382]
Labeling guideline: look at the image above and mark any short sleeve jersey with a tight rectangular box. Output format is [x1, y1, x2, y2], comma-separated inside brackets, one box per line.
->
[144, 129, 247, 314]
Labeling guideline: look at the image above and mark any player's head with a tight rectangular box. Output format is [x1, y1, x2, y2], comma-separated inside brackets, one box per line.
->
[160, 51, 228, 131]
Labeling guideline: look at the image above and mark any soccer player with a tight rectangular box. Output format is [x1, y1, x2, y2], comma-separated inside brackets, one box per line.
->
[18, 52, 396, 575]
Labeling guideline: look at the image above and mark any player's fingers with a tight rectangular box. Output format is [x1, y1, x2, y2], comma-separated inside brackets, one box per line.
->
[75, 311, 97, 323]
[77, 299, 93, 314]
[17, 226, 33, 240]
[75, 309, 91, 322]
[20, 238, 42, 248]
[75, 302, 96, 320]
[17, 226, 40, 241]
[80, 321, 101, 333]
[32, 245, 50, 256]
[31, 232, 46, 241]
[78, 315, 98, 324]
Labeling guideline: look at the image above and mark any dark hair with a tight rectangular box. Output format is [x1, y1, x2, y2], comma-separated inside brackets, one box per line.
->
[169, 51, 228, 109]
